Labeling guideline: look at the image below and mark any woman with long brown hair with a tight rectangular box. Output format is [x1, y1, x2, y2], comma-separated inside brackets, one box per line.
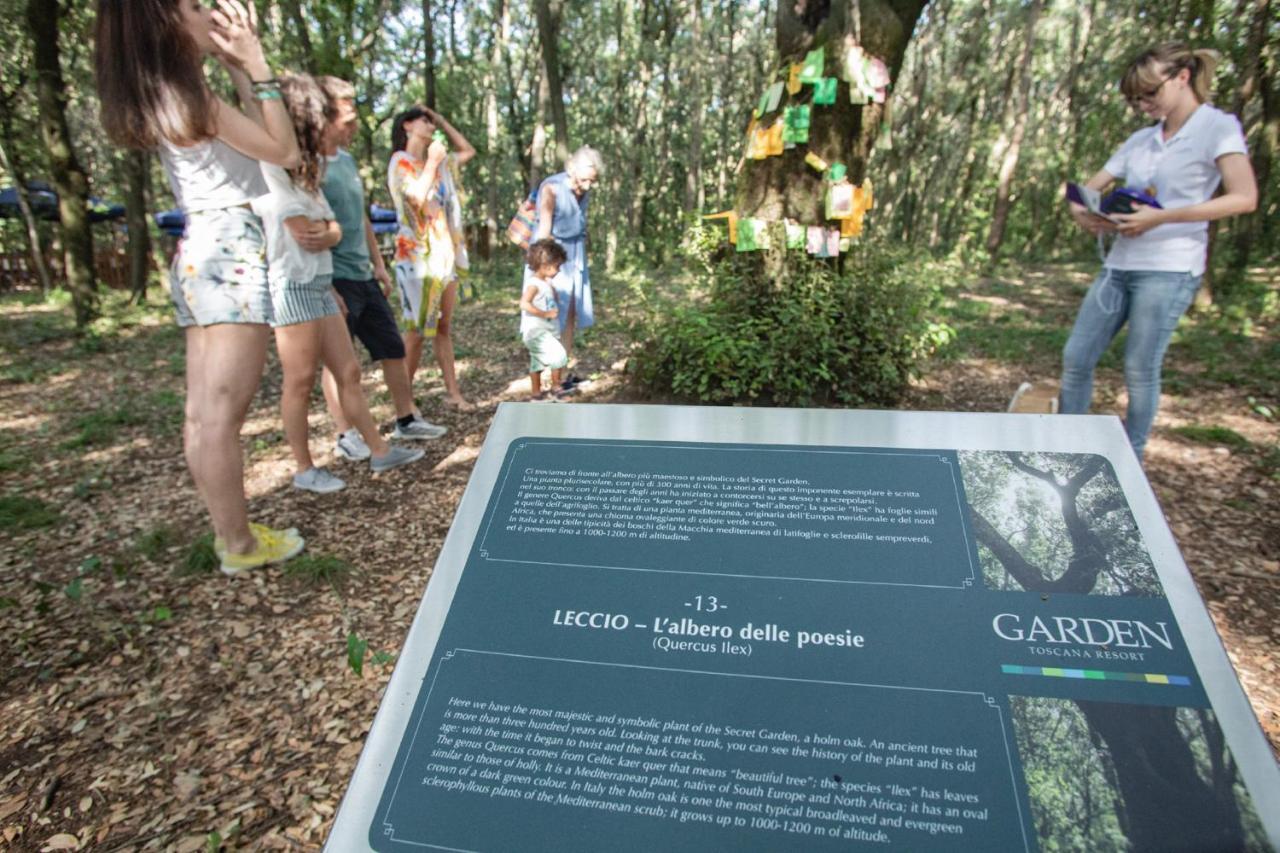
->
[1061, 43, 1257, 459]
[96, 0, 304, 574]
[251, 74, 424, 493]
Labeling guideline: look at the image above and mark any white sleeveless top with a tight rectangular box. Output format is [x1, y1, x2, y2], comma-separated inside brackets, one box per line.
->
[158, 137, 267, 213]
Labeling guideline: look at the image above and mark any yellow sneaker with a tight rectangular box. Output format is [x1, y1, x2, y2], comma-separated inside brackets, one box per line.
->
[218, 525, 305, 576]
[214, 523, 300, 554]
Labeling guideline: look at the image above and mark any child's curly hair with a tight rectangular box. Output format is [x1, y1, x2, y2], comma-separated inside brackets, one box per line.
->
[279, 73, 331, 193]
[526, 238, 567, 270]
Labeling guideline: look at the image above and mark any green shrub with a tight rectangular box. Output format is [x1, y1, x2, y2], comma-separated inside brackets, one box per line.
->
[634, 227, 954, 407]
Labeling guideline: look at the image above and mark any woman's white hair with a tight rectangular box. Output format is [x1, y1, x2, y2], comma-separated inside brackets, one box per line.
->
[566, 145, 604, 177]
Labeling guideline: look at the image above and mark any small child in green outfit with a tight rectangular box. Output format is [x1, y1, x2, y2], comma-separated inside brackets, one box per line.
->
[520, 239, 570, 400]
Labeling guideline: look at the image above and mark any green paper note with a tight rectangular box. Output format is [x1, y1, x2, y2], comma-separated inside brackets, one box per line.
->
[813, 77, 838, 105]
[785, 220, 805, 249]
[799, 46, 825, 84]
[782, 124, 810, 144]
[756, 87, 771, 117]
[736, 218, 760, 252]
[783, 105, 811, 130]
[827, 162, 847, 182]
[765, 81, 785, 113]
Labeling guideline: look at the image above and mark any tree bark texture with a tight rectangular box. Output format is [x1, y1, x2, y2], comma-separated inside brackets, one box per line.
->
[533, 0, 570, 167]
[0, 133, 54, 295]
[737, 0, 929, 224]
[423, 0, 437, 109]
[26, 0, 98, 326]
[123, 149, 152, 302]
[985, 0, 1043, 258]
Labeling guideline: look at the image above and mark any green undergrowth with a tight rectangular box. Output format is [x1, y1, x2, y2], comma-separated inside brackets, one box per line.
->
[632, 225, 955, 406]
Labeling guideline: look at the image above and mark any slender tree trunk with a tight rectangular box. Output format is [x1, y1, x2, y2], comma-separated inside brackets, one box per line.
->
[985, 0, 1043, 259]
[423, 0, 437, 109]
[1224, 0, 1272, 284]
[0, 135, 54, 295]
[280, 0, 317, 73]
[628, 0, 655, 234]
[684, 0, 705, 213]
[715, 0, 738, 204]
[482, 0, 509, 257]
[26, 0, 97, 325]
[123, 149, 152, 302]
[529, 69, 551, 190]
[533, 0, 569, 166]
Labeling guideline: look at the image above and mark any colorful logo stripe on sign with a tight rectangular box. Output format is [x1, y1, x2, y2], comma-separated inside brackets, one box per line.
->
[1002, 664, 1192, 686]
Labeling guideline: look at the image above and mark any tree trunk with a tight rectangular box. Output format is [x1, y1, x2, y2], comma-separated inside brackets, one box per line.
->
[123, 149, 152, 303]
[1075, 702, 1246, 852]
[715, 0, 739, 204]
[423, 0, 437, 109]
[737, 0, 929, 224]
[533, 0, 569, 166]
[0, 134, 54, 296]
[985, 0, 1043, 259]
[26, 0, 97, 326]
[1224, 0, 1272, 284]
[482, 0, 509, 257]
[280, 0, 317, 73]
[529, 67, 551, 190]
[684, 0, 705, 214]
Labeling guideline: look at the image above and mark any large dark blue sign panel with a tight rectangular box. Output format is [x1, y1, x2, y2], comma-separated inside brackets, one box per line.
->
[328, 406, 1280, 852]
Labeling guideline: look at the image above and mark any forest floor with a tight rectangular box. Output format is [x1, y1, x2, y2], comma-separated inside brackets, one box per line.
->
[1, 259, 1277, 850]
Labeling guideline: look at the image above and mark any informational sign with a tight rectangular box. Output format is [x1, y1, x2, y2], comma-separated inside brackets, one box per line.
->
[328, 405, 1280, 852]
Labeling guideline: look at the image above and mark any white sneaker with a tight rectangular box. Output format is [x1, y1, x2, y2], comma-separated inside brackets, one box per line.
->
[335, 428, 371, 461]
[292, 467, 346, 493]
[392, 416, 448, 440]
[370, 444, 425, 473]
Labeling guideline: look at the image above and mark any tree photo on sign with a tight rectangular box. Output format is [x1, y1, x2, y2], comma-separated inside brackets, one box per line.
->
[958, 451, 1160, 596]
[1010, 697, 1268, 852]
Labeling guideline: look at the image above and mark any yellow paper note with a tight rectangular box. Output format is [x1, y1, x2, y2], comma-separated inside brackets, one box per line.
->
[787, 64, 803, 95]
[804, 152, 829, 172]
[765, 121, 785, 156]
[703, 210, 739, 244]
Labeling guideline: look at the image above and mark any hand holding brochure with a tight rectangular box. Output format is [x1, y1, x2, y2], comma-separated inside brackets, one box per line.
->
[1066, 182, 1164, 222]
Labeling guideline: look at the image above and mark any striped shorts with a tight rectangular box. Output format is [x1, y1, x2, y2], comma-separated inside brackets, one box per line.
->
[269, 274, 339, 328]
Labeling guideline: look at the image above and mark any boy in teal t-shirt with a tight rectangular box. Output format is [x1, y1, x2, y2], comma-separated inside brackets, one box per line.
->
[317, 77, 446, 455]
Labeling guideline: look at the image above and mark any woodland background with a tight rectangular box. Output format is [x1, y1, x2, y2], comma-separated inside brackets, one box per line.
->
[1, 0, 1278, 849]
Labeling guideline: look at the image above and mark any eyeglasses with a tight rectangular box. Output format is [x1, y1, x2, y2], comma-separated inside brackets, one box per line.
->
[1128, 71, 1178, 107]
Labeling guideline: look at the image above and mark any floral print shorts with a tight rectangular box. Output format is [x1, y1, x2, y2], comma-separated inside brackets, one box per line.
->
[170, 207, 273, 327]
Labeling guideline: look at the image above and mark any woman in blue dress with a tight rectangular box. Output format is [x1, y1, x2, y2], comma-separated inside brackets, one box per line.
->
[528, 146, 604, 386]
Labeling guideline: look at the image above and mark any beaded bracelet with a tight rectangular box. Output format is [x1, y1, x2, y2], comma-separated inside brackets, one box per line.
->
[253, 88, 282, 101]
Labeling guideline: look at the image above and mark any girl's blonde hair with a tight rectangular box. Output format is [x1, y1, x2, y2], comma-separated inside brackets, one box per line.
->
[1120, 43, 1219, 105]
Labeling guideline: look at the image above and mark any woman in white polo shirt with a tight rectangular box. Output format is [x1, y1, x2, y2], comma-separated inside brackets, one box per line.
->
[1062, 43, 1257, 458]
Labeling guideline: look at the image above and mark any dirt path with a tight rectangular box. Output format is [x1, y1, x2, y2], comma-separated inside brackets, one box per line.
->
[0, 262, 1275, 849]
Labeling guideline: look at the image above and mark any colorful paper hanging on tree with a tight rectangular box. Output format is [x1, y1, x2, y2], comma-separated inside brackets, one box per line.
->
[843, 44, 890, 104]
[804, 152, 829, 173]
[806, 226, 841, 258]
[799, 46, 826, 84]
[827, 162, 848, 182]
[784, 219, 806, 249]
[826, 182, 856, 220]
[704, 209, 738, 244]
[782, 105, 811, 144]
[756, 81, 785, 117]
[736, 218, 768, 252]
[764, 121, 785, 156]
[787, 63, 804, 94]
[813, 77, 838, 105]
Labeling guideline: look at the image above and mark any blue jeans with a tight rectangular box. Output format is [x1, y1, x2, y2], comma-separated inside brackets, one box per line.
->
[1059, 268, 1201, 458]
